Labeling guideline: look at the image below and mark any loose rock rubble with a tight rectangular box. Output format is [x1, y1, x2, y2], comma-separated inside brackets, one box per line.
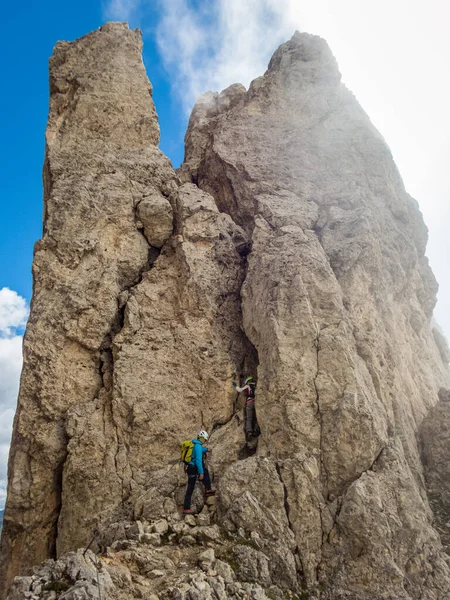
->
[7, 509, 295, 600]
[7, 550, 113, 600]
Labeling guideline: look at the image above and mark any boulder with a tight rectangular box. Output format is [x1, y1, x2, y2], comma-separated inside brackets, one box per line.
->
[137, 192, 173, 248]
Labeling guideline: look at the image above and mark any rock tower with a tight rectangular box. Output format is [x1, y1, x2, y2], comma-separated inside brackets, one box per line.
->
[1, 23, 449, 600]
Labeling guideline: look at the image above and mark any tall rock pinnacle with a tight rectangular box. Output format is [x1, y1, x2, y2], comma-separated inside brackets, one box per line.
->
[1, 24, 449, 600]
[0, 22, 252, 596]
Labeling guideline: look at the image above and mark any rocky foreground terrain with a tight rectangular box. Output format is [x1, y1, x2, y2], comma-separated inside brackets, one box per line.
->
[1, 22, 449, 600]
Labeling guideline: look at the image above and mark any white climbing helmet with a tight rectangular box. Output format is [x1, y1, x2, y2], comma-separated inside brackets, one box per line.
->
[198, 430, 209, 442]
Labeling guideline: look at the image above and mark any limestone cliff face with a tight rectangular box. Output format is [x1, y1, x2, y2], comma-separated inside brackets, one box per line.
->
[1, 24, 450, 600]
[0, 22, 252, 596]
[183, 31, 450, 597]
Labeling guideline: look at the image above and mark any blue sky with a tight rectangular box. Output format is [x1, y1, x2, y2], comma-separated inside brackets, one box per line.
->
[0, 0, 449, 508]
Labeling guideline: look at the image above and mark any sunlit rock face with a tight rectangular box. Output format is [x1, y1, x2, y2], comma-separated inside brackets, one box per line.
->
[0, 22, 252, 597]
[1, 24, 450, 600]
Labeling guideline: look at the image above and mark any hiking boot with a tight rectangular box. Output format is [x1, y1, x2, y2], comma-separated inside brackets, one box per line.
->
[205, 489, 216, 497]
[182, 509, 194, 515]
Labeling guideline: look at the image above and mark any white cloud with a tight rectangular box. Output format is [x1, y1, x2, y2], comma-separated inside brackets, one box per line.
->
[102, 0, 141, 22]
[0, 481, 6, 512]
[0, 288, 28, 337]
[0, 339, 23, 508]
[155, 0, 292, 113]
[0, 408, 15, 480]
[0, 289, 28, 509]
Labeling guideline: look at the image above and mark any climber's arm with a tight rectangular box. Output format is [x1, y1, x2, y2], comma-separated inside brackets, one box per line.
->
[194, 443, 204, 475]
[233, 384, 250, 394]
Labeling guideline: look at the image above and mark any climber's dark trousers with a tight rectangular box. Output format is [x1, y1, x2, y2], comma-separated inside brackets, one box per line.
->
[183, 464, 212, 510]
[245, 399, 257, 441]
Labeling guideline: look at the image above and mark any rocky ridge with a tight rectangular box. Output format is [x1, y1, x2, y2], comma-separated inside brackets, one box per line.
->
[1, 22, 450, 600]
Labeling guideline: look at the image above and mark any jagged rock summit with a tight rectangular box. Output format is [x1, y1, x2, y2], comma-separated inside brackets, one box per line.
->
[1, 22, 449, 600]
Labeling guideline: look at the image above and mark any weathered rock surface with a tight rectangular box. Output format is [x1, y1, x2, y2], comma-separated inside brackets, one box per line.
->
[6, 514, 286, 600]
[420, 388, 450, 555]
[184, 31, 450, 598]
[1, 21, 165, 593]
[1, 23, 450, 600]
[0, 22, 253, 596]
[6, 550, 113, 600]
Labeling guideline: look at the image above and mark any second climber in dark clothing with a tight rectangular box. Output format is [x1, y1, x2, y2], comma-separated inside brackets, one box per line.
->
[183, 430, 215, 515]
[233, 376, 261, 442]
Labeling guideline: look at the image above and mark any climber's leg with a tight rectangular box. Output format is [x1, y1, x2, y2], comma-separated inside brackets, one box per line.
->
[245, 399, 255, 441]
[183, 464, 197, 510]
[202, 467, 213, 492]
[252, 404, 261, 437]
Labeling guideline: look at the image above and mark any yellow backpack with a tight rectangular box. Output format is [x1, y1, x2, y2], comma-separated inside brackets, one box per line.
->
[180, 440, 194, 464]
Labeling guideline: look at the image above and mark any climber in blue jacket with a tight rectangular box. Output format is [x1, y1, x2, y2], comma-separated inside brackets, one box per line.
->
[183, 430, 215, 514]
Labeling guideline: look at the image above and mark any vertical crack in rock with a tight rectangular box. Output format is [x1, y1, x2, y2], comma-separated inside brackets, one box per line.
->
[208, 314, 260, 455]
[51, 428, 69, 560]
[103, 196, 166, 497]
[236, 247, 261, 453]
[312, 323, 327, 493]
[275, 462, 308, 589]
[234, 336, 260, 460]
[98, 348, 124, 504]
[87, 218, 164, 510]
[193, 197, 260, 451]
